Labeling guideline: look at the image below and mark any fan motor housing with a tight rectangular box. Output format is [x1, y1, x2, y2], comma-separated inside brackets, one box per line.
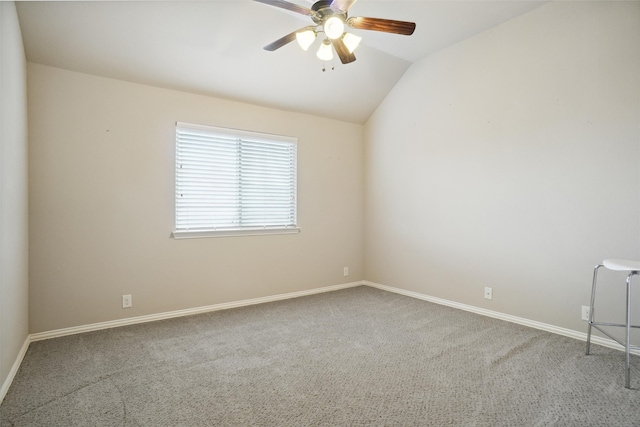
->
[311, 0, 347, 24]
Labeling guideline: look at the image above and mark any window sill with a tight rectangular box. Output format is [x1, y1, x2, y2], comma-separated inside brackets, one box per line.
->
[171, 227, 301, 239]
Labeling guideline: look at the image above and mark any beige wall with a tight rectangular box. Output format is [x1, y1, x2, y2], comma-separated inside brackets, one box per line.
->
[364, 1, 640, 333]
[0, 1, 29, 397]
[28, 64, 364, 333]
[18, 0, 640, 341]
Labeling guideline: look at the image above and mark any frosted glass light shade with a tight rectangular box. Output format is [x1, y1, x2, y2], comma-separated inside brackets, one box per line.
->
[324, 16, 344, 40]
[316, 39, 333, 61]
[296, 30, 316, 51]
[342, 32, 361, 53]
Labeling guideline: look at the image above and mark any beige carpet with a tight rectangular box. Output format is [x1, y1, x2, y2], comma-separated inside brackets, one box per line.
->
[2, 286, 639, 426]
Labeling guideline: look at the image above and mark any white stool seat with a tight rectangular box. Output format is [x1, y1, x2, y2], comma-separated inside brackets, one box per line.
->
[603, 259, 640, 272]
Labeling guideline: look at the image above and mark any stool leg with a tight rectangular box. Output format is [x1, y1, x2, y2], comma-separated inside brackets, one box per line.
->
[586, 264, 603, 355]
[625, 271, 637, 389]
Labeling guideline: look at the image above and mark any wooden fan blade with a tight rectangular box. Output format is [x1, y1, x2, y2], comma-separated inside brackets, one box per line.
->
[253, 0, 317, 17]
[263, 31, 296, 51]
[331, 38, 356, 64]
[347, 16, 416, 35]
[330, 0, 358, 13]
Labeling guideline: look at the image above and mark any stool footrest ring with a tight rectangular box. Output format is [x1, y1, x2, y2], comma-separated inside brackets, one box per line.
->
[590, 325, 640, 351]
[589, 321, 640, 329]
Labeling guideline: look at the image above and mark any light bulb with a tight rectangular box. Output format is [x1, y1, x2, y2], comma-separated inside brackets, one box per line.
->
[342, 32, 361, 53]
[323, 16, 344, 40]
[296, 29, 316, 51]
[316, 39, 333, 61]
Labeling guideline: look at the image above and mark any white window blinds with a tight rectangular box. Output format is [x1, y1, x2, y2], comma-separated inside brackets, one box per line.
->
[174, 122, 298, 238]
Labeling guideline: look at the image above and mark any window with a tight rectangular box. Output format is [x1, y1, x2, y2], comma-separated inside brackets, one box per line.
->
[173, 122, 299, 238]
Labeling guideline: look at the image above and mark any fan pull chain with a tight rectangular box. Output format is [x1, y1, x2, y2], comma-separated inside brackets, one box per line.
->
[321, 62, 336, 72]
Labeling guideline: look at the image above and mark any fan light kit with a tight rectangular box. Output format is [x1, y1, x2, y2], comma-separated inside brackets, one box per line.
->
[323, 16, 345, 39]
[254, 0, 416, 66]
[296, 30, 316, 51]
[317, 39, 334, 61]
[342, 32, 361, 53]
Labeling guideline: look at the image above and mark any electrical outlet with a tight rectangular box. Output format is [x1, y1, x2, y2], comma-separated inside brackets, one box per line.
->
[484, 287, 493, 300]
[581, 305, 590, 321]
[122, 294, 132, 308]
[343, 267, 349, 277]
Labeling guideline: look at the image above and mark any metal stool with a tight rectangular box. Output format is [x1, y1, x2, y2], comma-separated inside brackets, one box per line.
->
[586, 259, 640, 388]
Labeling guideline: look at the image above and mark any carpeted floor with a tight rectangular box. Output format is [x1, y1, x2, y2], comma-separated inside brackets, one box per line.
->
[1, 286, 639, 426]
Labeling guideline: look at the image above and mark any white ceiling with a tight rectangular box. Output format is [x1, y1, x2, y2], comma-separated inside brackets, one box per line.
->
[16, 0, 546, 124]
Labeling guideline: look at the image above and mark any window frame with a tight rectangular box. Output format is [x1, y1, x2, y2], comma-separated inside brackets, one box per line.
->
[172, 122, 300, 239]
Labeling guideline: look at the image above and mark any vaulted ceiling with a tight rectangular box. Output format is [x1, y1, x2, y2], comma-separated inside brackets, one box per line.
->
[16, 0, 546, 124]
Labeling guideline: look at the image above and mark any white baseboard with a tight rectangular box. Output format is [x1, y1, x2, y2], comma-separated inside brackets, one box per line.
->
[29, 281, 363, 342]
[0, 336, 30, 404]
[363, 280, 638, 355]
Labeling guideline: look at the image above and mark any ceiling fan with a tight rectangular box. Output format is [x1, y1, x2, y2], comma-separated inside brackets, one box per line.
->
[253, 0, 416, 65]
